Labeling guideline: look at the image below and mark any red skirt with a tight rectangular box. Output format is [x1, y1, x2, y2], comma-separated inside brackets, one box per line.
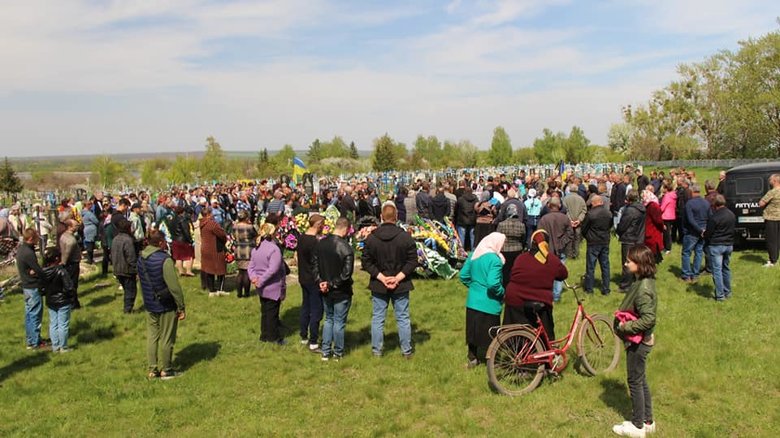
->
[171, 241, 195, 261]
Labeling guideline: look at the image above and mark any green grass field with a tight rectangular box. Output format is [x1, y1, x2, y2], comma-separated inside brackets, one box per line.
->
[1, 236, 778, 437]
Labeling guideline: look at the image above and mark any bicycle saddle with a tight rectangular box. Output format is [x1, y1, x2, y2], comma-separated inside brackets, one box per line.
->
[523, 301, 547, 314]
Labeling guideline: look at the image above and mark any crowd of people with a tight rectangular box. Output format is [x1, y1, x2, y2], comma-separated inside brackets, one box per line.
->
[3, 165, 780, 437]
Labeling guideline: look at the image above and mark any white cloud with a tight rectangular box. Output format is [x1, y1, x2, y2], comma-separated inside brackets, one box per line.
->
[0, 0, 776, 157]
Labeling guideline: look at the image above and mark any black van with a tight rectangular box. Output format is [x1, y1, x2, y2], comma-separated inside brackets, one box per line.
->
[723, 162, 780, 244]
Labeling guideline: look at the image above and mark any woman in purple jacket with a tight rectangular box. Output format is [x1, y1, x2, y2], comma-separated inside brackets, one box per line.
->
[249, 223, 288, 345]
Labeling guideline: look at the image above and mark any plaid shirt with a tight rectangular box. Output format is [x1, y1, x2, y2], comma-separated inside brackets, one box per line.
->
[497, 218, 525, 252]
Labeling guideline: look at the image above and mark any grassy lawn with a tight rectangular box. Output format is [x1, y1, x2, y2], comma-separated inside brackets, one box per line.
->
[1, 237, 778, 437]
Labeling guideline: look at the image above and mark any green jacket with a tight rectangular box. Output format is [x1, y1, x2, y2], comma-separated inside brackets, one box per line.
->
[140, 246, 185, 312]
[615, 277, 656, 340]
[460, 252, 505, 316]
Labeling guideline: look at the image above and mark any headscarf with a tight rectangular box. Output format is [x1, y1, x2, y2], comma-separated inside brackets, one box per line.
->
[642, 189, 659, 206]
[530, 229, 550, 264]
[470, 232, 506, 264]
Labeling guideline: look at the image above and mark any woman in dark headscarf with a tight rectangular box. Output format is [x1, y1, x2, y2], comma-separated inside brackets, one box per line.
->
[503, 229, 568, 341]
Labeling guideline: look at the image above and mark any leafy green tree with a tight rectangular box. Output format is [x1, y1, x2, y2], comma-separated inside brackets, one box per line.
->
[564, 126, 592, 163]
[272, 144, 297, 175]
[257, 147, 272, 176]
[607, 123, 633, 155]
[349, 141, 359, 159]
[307, 139, 323, 162]
[321, 136, 350, 159]
[92, 155, 125, 188]
[512, 147, 536, 164]
[532, 129, 566, 164]
[166, 156, 198, 185]
[140, 159, 168, 188]
[200, 136, 226, 182]
[372, 134, 399, 171]
[412, 135, 443, 169]
[0, 157, 23, 199]
[488, 126, 512, 165]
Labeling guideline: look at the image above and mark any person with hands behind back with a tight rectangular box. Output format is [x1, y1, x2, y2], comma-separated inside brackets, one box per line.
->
[361, 202, 418, 359]
[312, 217, 354, 361]
[138, 230, 186, 380]
[612, 244, 657, 437]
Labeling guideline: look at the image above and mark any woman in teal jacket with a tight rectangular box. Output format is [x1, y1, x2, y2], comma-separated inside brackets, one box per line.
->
[460, 232, 506, 368]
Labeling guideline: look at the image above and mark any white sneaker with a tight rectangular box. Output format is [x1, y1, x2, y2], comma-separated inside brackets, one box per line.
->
[613, 421, 646, 437]
[309, 343, 320, 350]
[208, 292, 219, 298]
[763, 261, 775, 268]
[300, 339, 309, 345]
[645, 422, 656, 434]
[217, 290, 230, 296]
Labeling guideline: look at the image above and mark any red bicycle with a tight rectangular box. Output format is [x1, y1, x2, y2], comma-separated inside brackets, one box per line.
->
[486, 280, 621, 396]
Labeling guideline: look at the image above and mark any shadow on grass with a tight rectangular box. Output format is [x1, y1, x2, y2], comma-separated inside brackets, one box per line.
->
[175, 342, 221, 371]
[0, 352, 50, 383]
[88, 294, 116, 308]
[78, 281, 114, 298]
[738, 253, 765, 264]
[72, 319, 117, 345]
[600, 378, 632, 419]
[666, 265, 683, 278]
[280, 305, 301, 337]
[689, 281, 714, 300]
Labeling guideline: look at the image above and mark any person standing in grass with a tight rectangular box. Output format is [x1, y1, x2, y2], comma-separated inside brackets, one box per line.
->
[199, 207, 228, 296]
[680, 185, 709, 283]
[361, 202, 418, 359]
[17, 228, 46, 350]
[312, 217, 355, 361]
[296, 214, 324, 350]
[138, 230, 186, 380]
[59, 219, 82, 309]
[705, 195, 736, 301]
[232, 209, 258, 299]
[249, 223, 288, 345]
[42, 251, 75, 353]
[459, 232, 505, 368]
[759, 174, 780, 267]
[612, 244, 657, 438]
[112, 219, 139, 313]
[581, 195, 612, 296]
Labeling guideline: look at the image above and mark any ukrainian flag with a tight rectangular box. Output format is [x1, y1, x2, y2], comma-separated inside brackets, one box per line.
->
[293, 156, 306, 183]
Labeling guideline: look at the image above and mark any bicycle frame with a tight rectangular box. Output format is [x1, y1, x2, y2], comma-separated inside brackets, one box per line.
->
[507, 281, 601, 373]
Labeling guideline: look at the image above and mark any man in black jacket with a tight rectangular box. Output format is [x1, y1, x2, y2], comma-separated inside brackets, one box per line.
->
[361, 202, 418, 358]
[455, 187, 478, 251]
[17, 228, 46, 349]
[610, 174, 627, 229]
[704, 195, 736, 301]
[581, 196, 612, 295]
[617, 190, 646, 291]
[312, 217, 354, 361]
[113, 220, 139, 313]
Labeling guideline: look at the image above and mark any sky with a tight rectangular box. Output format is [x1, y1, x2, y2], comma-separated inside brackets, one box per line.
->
[0, 0, 777, 158]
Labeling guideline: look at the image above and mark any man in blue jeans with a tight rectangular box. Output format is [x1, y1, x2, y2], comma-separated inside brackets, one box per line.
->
[16, 228, 46, 349]
[580, 195, 612, 295]
[361, 202, 418, 358]
[704, 195, 736, 301]
[681, 185, 710, 282]
[312, 217, 355, 361]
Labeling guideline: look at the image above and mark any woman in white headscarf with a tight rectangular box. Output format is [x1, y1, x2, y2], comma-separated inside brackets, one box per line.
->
[459, 232, 506, 368]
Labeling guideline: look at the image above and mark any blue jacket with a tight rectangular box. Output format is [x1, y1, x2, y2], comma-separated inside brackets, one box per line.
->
[684, 197, 711, 236]
[460, 252, 505, 315]
[81, 209, 100, 242]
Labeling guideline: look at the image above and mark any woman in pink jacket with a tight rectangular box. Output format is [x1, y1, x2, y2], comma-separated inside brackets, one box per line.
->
[658, 182, 677, 254]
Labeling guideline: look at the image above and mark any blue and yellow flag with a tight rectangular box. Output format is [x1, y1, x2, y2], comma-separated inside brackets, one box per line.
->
[293, 156, 306, 183]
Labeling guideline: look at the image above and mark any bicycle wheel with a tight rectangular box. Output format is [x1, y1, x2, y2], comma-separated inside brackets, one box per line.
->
[577, 313, 621, 376]
[486, 328, 545, 396]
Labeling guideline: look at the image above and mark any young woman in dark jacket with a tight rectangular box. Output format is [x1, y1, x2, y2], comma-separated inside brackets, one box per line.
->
[612, 245, 657, 437]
